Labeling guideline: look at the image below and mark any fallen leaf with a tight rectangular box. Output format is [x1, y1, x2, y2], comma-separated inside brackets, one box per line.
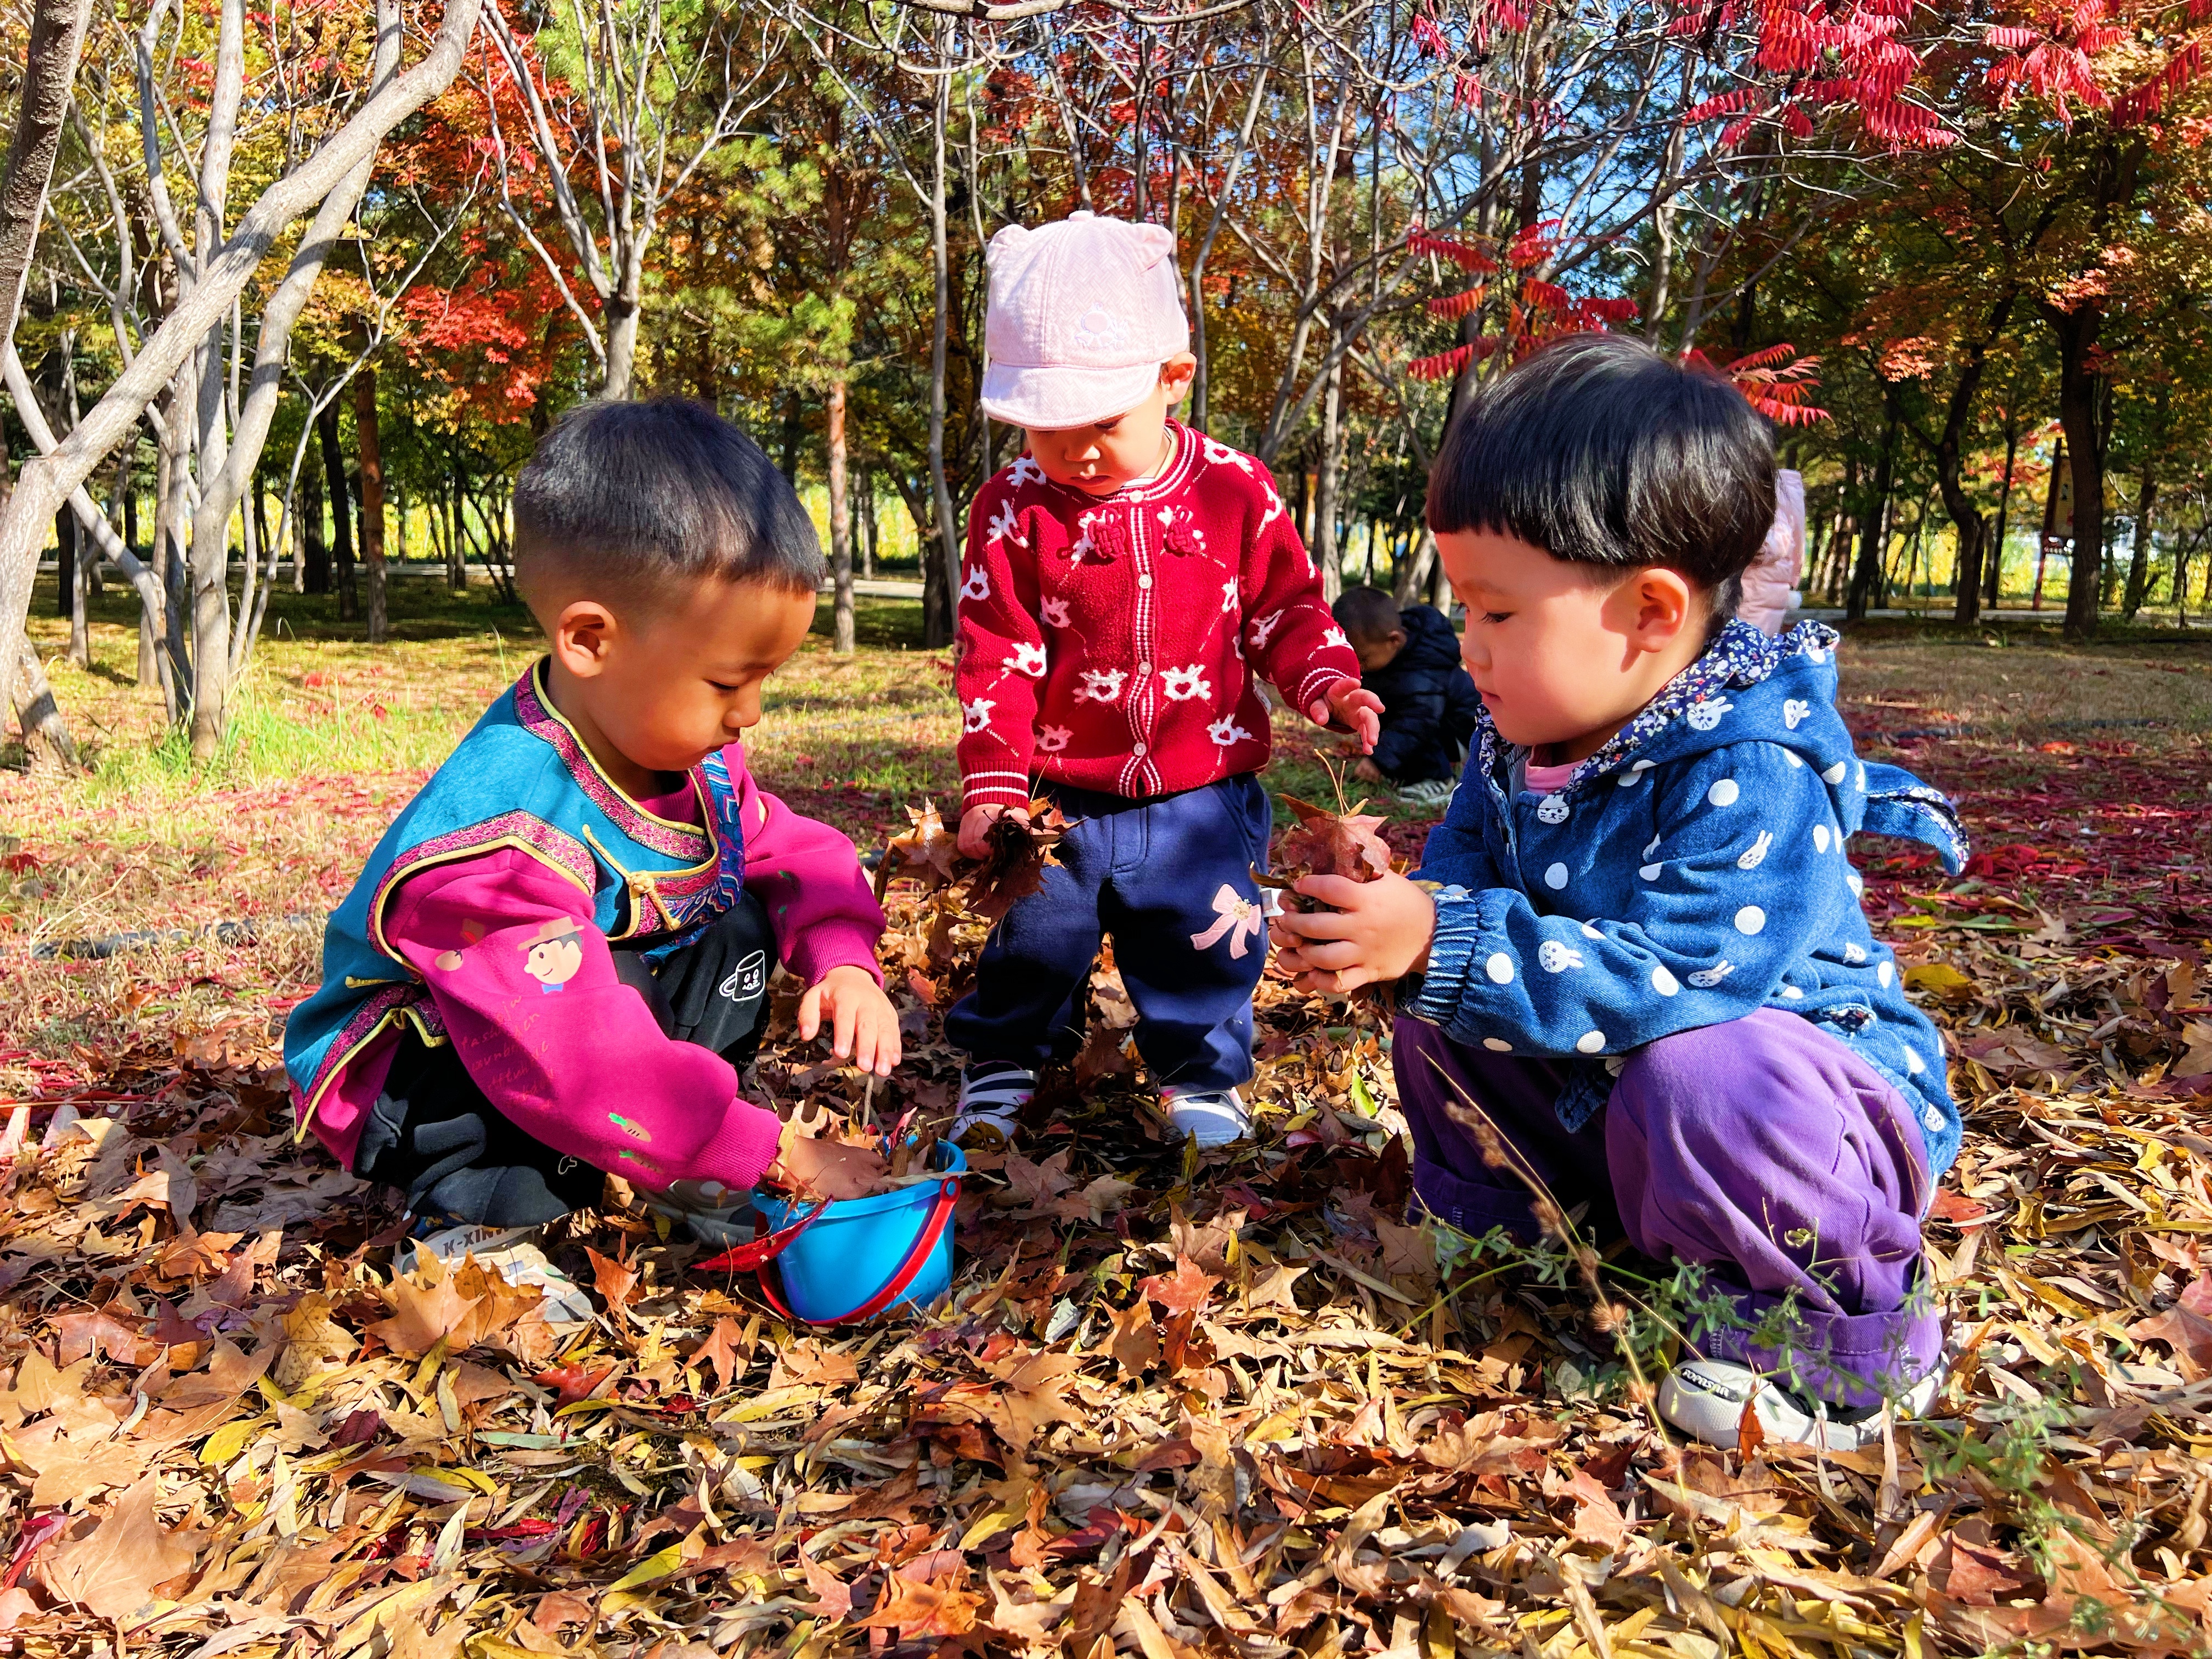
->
[980, 1352, 1087, 1449]
[859, 1573, 983, 1639]
[368, 1256, 484, 1359]
[1139, 1256, 1220, 1316]
[43, 1476, 201, 1619]
[1107, 1301, 1160, 1379]
[1276, 795, 1393, 883]
[585, 1247, 638, 1313]
[689, 1317, 746, 1393]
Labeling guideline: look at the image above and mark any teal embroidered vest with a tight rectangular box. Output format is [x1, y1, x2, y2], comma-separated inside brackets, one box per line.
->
[283, 661, 746, 1130]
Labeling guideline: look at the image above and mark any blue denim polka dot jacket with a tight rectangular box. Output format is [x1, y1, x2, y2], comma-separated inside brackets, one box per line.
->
[1407, 620, 1968, 1176]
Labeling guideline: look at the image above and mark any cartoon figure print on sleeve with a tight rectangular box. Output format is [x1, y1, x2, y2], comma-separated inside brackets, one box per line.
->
[520, 919, 585, 993]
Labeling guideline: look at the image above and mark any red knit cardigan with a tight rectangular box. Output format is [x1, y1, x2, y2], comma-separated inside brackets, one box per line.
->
[956, 421, 1361, 811]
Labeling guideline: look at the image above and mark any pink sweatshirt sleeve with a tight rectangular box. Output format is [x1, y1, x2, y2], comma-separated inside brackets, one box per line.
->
[728, 744, 888, 987]
[383, 849, 784, 1193]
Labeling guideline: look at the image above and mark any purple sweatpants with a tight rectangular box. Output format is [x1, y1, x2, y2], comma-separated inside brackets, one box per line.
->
[1392, 1008, 1940, 1409]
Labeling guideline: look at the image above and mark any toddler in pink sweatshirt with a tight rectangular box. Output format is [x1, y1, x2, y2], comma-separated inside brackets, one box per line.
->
[285, 400, 894, 1227]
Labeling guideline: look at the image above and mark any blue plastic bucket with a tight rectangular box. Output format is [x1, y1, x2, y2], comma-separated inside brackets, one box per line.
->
[753, 1141, 965, 1323]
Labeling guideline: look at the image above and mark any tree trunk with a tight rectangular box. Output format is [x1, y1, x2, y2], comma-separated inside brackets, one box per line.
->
[1314, 354, 1346, 602]
[67, 525, 87, 665]
[2122, 462, 2157, 623]
[2122, 390, 2166, 622]
[1939, 292, 2013, 625]
[10, 635, 75, 766]
[128, 463, 154, 685]
[1393, 529, 1438, 605]
[52, 506, 72, 620]
[318, 400, 356, 618]
[1847, 399, 1899, 622]
[2042, 298, 2107, 641]
[860, 468, 876, 578]
[301, 455, 329, 594]
[922, 31, 959, 650]
[1988, 404, 2021, 611]
[354, 362, 387, 642]
[602, 294, 639, 401]
[826, 377, 855, 656]
[447, 463, 466, 590]
[0, 0, 93, 355]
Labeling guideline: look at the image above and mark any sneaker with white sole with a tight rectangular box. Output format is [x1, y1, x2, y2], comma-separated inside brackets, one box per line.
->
[1162, 1087, 1252, 1149]
[1395, 776, 1456, 809]
[952, 1062, 1037, 1148]
[1657, 1356, 1942, 1452]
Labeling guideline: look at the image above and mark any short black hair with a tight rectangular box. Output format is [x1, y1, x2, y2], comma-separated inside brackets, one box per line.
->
[1425, 334, 1775, 608]
[512, 398, 825, 610]
[1333, 586, 1403, 641]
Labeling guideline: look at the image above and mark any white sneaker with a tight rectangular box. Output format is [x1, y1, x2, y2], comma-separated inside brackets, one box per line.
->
[952, 1062, 1037, 1148]
[1162, 1087, 1252, 1149]
[1656, 1356, 1942, 1452]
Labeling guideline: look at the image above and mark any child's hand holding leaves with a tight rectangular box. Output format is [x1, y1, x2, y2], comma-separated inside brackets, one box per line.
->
[956, 802, 1029, 860]
[1265, 792, 1432, 993]
[1269, 872, 1436, 994]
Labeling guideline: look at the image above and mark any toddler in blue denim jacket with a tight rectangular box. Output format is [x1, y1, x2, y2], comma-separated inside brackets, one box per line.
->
[1272, 334, 1965, 1452]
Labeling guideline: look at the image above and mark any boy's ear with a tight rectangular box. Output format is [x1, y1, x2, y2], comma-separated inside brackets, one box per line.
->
[551, 597, 621, 679]
[1623, 568, 1695, 651]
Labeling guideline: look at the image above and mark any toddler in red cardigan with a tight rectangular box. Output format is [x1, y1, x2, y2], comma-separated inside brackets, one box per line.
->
[947, 211, 1383, 1148]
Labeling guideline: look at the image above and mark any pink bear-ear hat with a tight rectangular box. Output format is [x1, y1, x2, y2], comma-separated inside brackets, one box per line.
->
[979, 211, 1190, 432]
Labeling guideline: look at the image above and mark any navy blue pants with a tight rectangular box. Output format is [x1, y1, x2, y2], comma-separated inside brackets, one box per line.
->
[945, 775, 1273, 1094]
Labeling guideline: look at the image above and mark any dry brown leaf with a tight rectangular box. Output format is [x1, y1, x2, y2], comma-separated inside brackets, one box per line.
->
[0, 1352, 90, 1425]
[274, 1292, 360, 1391]
[44, 1475, 201, 1620]
[963, 802, 1068, 922]
[1106, 1301, 1159, 1380]
[585, 1247, 639, 1313]
[980, 1352, 1087, 1449]
[1138, 1256, 1219, 1316]
[858, 1573, 983, 1638]
[160, 1337, 275, 1410]
[1560, 1469, 1628, 1550]
[368, 1256, 484, 1359]
[689, 1317, 746, 1393]
[875, 799, 963, 899]
[1275, 795, 1393, 884]
[797, 1548, 854, 1622]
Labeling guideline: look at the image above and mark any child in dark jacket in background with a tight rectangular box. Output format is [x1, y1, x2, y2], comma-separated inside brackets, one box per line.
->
[1334, 586, 1482, 808]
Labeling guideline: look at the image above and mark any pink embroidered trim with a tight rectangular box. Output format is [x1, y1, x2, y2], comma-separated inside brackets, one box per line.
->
[512, 664, 712, 861]
[294, 981, 418, 1129]
[365, 810, 598, 958]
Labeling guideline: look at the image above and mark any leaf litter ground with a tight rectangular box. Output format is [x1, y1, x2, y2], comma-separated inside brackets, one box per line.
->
[1, 614, 2210, 1657]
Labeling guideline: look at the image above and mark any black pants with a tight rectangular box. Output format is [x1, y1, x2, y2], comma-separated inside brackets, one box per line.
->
[354, 893, 776, 1227]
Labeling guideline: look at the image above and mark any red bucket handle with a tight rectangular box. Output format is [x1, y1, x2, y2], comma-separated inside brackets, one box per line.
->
[690, 1193, 832, 1275]
[759, 1175, 960, 1325]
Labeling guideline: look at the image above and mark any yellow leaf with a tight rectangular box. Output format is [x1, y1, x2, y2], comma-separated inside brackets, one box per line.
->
[960, 1508, 1020, 1551]
[1903, 963, 1976, 1003]
[199, 1415, 262, 1468]
[605, 1542, 688, 1594]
